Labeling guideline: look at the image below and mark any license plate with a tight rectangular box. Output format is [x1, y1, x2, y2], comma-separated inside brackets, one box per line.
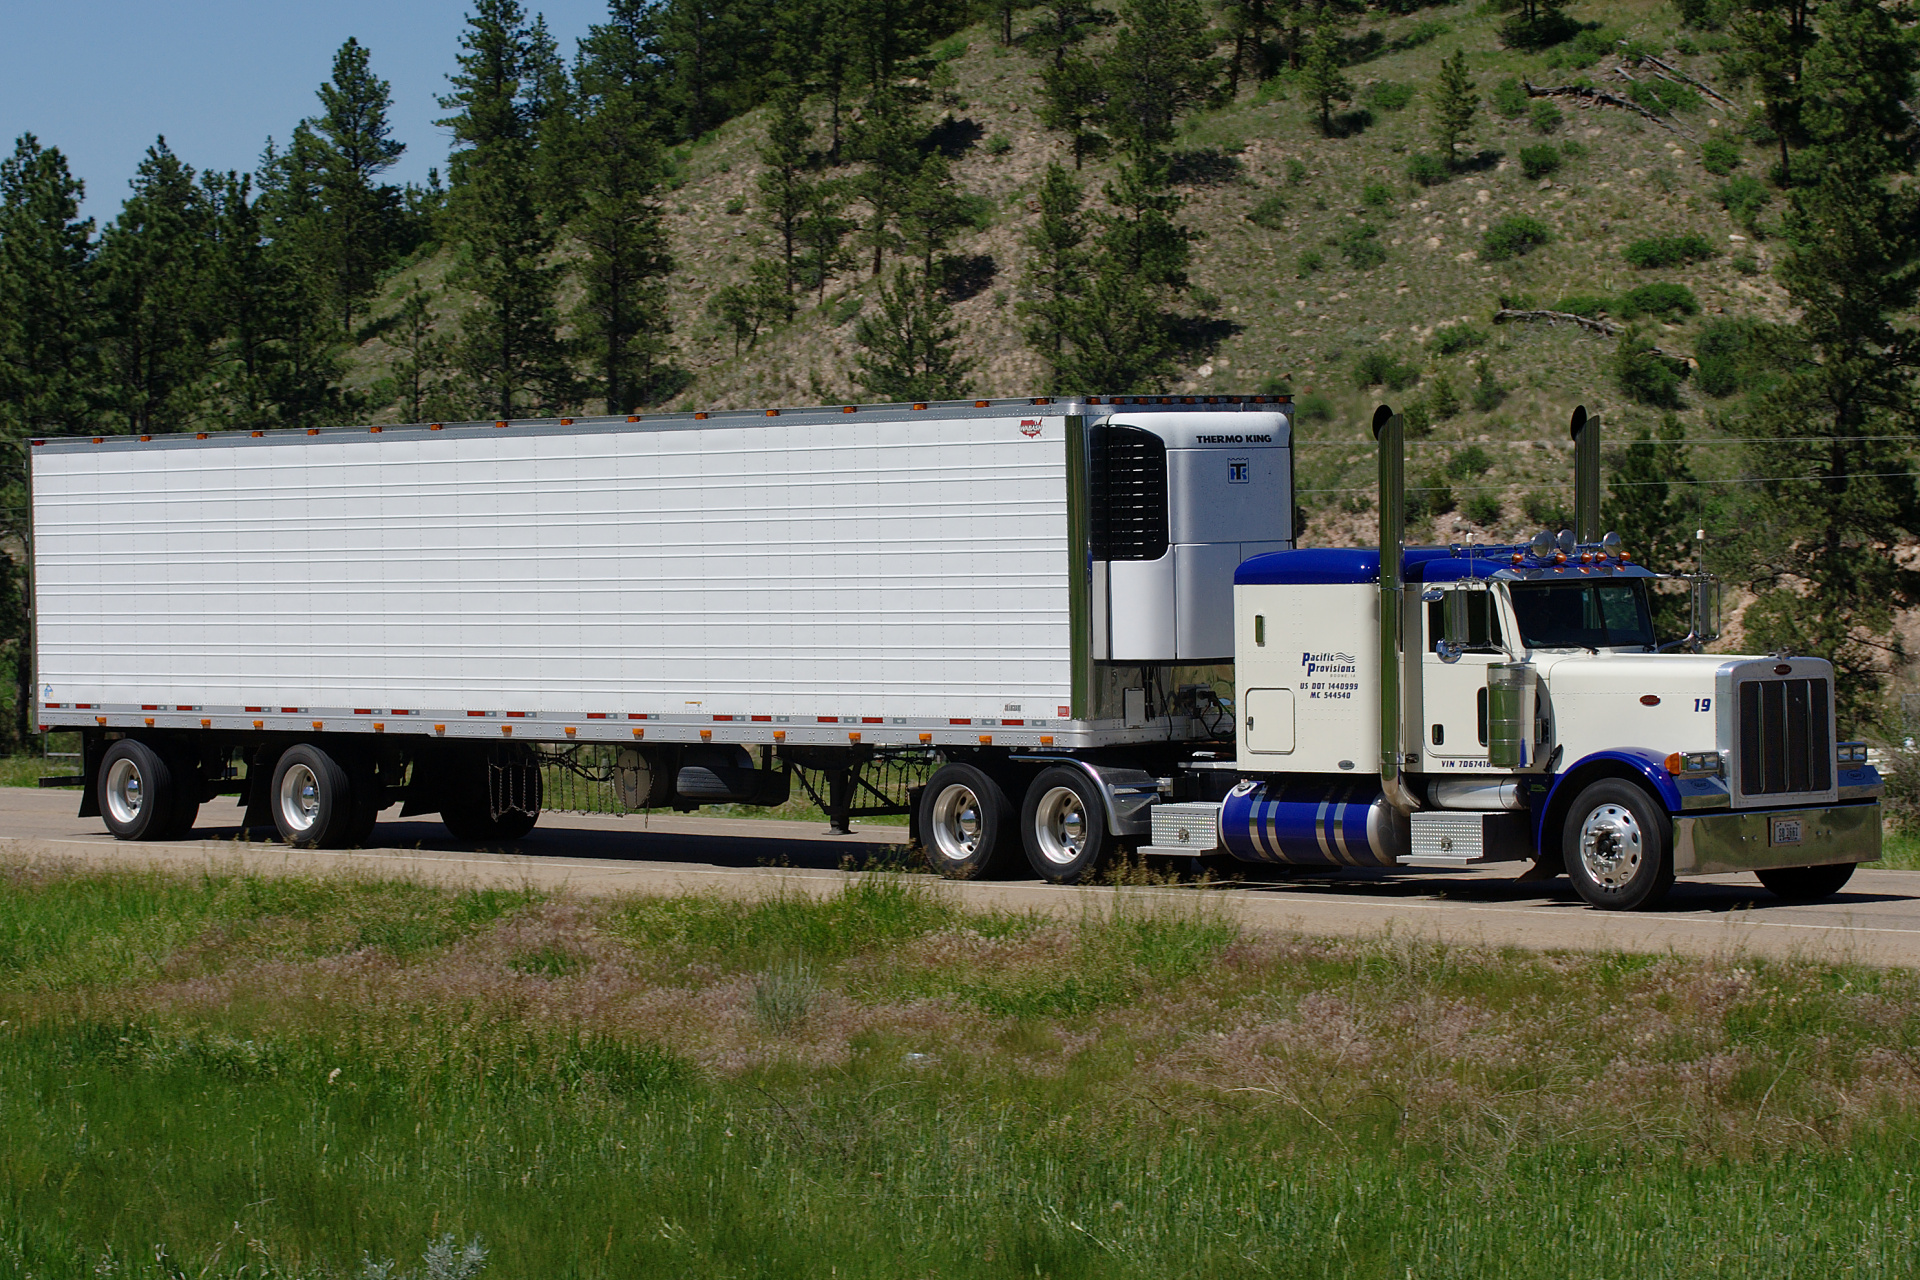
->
[1770, 818, 1804, 847]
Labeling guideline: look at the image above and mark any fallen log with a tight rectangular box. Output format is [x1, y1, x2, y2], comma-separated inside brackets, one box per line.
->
[1633, 53, 1736, 109]
[1493, 308, 1622, 337]
[1522, 80, 1684, 135]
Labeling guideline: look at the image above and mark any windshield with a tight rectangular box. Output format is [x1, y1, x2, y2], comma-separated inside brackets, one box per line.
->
[1509, 580, 1656, 650]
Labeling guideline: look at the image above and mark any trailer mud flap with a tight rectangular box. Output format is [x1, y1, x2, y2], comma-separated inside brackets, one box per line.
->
[1219, 778, 1408, 867]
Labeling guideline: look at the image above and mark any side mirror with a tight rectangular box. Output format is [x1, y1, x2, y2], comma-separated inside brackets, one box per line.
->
[1691, 575, 1723, 646]
[1425, 583, 1476, 664]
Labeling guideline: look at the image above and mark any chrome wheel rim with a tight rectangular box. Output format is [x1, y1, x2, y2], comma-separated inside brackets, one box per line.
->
[278, 763, 321, 835]
[1578, 802, 1643, 889]
[1032, 786, 1088, 867]
[104, 757, 144, 826]
[929, 784, 984, 864]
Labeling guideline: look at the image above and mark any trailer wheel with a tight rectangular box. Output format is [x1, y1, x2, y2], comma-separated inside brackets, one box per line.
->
[439, 750, 540, 843]
[919, 763, 1013, 879]
[270, 744, 355, 849]
[1562, 779, 1673, 911]
[98, 739, 180, 841]
[1756, 862, 1856, 901]
[1020, 767, 1109, 885]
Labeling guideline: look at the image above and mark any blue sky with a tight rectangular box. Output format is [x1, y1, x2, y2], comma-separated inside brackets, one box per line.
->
[1, 0, 610, 223]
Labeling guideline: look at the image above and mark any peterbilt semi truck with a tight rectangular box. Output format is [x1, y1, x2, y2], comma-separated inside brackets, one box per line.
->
[27, 395, 1882, 910]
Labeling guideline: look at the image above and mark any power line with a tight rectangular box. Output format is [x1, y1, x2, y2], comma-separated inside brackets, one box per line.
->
[1299, 469, 1920, 496]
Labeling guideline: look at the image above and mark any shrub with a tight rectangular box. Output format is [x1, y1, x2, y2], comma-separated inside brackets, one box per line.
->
[1616, 282, 1701, 320]
[1530, 99, 1564, 134]
[984, 134, 1013, 156]
[1482, 215, 1553, 262]
[1247, 195, 1289, 229]
[1623, 233, 1718, 268]
[1716, 175, 1771, 231]
[1297, 248, 1324, 275]
[1700, 137, 1741, 175]
[723, 196, 747, 215]
[1393, 18, 1449, 50]
[1465, 492, 1503, 525]
[1354, 348, 1420, 391]
[1339, 222, 1388, 269]
[1361, 180, 1394, 207]
[1695, 316, 1764, 398]
[1630, 79, 1702, 116]
[1492, 78, 1530, 119]
[1286, 158, 1309, 185]
[1523, 490, 1572, 529]
[1614, 327, 1689, 407]
[1470, 358, 1506, 411]
[1732, 251, 1761, 275]
[1295, 391, 1334, 420]
[1501, 9, 1581, 50]
[1368, 81, 1415, 111]
[1402, 396, 1433, 438]
[1257, 375, 1293, 396]
[1429, 372, 1461, 419]
[1406, 152, 1451, 186]
[1546, 28, 1618, 70]
[1447, 443, 1493, 478]
[1519, 144, 1563, 180]
[1431, 323, 1487, 355]
[1560, 138, 1588, 159]
[1552, 293, 1613, 317]
[1404, 472, 1455, 521]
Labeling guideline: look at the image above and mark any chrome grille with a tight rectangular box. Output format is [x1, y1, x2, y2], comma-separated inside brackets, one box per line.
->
[1737, 677, 1832, 797]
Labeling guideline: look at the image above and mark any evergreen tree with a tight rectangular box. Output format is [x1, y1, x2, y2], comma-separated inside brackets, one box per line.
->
[439, 0, 572, 418]
[1221, 0, 1277, 97]
[850, 86, 921, 277]
[900, 152, 977, 278]
[1603, 414, 1699, 639]
[95, 140, 219, 435]
[758, 89, 815, 292]
[1102, 0, 1220, 154]
[0, 135, 95, 751]
[708, 260, 794, 353]
[852, 265, 974, 399]
[1430, 48, 1478, 163]
[308, 38, 409, 334]
[386, 279, 453, 422]
[796, 177, 856, 301]
[1298, 23, 1352, 137]
[1723, 0, 1818, 188]
[1732, 0, 1920, 728]
[1055, 152, 1194, 390]
[1025, 0, 1110, 69]
[570, 1, 679, 413]
[1040, 53, 1111, 168]
[1017, 163, 1089, 379]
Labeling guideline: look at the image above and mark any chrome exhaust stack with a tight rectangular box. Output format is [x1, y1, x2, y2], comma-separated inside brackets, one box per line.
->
[1372, 404, 1419, 815]
[1570, 405, 1600, 544]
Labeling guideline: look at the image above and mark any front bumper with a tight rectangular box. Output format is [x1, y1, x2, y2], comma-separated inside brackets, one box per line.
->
[1672, 801, 1882, 876]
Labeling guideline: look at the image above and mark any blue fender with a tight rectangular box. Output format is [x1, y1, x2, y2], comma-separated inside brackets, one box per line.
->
[1535, 748, 1683, 854]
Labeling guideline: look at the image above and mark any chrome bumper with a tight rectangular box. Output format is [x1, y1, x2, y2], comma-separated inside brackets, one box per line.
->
[1672, 801, 1882, 876]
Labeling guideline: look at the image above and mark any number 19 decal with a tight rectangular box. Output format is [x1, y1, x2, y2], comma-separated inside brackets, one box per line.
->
[1693, 698, 1712, 712]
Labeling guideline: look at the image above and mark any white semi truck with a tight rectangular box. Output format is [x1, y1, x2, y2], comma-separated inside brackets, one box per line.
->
[27, 395, 1882, 909]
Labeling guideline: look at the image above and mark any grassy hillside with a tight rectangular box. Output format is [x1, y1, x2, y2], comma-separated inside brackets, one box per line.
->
[350, 0, 1777, 551]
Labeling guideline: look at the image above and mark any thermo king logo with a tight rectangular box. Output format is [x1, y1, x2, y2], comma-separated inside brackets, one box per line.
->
[1302, 651, 1356, 677]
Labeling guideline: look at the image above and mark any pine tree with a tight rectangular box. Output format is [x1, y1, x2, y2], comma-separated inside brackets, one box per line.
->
[1017, 163, 1089, 380]
[1102, 0, 1220, 155]
[796, 177, 856, 301]
[1025, 0, 1110, 70]
[308, 38, 409, 334]
[1723, 0, 1818, 187]
[852, 265, 974, 400]
[850, 86, 921, 277]
[1603, 414, 1699, 639]
[387, 279, 453, 423]
[1221, 0, 1277, 98]
[1039, 54, 1110, 168]
[900, 152, 976, 279]
[708, 260, 794, 354]
[1732, 0, 1920, 728]
[758, 89, 815, 292]
[570, 1, 679, 413]
[1055, 151, 1194, 390]
[439, 0, 572, 418]
[0, 135, 95, 751]
[1431, 48, 1478, 165]
[1298, 24, 1351, 137]
[95, 140, 220, 435]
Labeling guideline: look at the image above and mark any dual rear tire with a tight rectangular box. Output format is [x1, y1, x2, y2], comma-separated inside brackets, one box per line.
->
[98, 739, 200, 841]
[919, 763, 1109, 884]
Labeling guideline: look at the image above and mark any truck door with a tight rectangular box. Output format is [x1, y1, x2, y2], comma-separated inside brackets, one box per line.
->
[1421, 589, 1506, 762]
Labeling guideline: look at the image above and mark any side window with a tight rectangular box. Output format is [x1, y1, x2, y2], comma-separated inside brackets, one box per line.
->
[1426, 589, 1505, 653]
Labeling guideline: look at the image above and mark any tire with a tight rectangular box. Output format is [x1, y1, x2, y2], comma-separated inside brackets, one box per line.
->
[1562, 779, 1674, 911]
[162, 742, 202, 838]
[918, 763, 1014, 880]
[1756, 862, 1857, 902]
[98, 739, 179, 841]
[438, 750, 540, 844]
[1020, 766, 1110, 885]
[270, 743, 356, 849]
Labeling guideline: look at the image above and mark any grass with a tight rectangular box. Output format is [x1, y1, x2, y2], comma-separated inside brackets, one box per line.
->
[5, 861, 1920, 1275]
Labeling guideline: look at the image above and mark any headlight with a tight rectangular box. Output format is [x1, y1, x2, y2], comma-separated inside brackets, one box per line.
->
[1665, 751, 1725, 778]
[1837, 742, 1869, 765]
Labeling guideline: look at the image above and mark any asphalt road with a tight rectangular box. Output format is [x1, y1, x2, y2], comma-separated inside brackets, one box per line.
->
[6, 786, 1920, 966]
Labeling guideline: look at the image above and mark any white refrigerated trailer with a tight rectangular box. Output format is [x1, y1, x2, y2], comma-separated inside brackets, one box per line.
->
[28, 395, 1885, 909]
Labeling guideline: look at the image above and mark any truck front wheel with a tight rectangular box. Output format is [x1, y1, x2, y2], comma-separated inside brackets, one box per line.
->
[919, 763, 1013, 879]
[1562, 779, 1674, 911]
[1756, 863, 1856, 901]
[1020, 767, 1109, 884]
